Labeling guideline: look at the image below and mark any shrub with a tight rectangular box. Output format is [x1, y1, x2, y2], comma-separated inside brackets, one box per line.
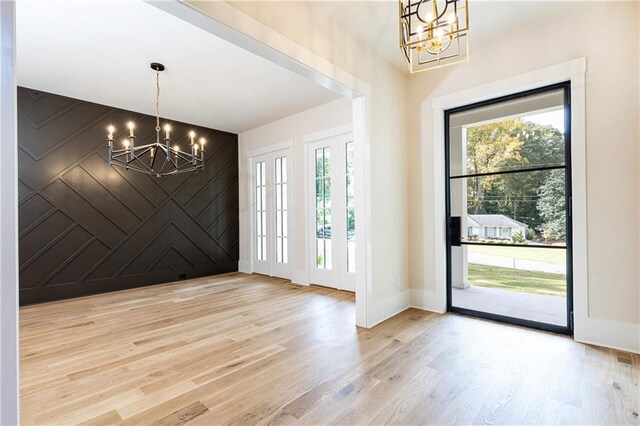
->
[512, 231, 526, 244]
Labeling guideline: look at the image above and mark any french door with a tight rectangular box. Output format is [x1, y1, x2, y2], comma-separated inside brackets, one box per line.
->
[251, 148, 292, 279]
[445, 82, 573, 334]
[307, 133, 355, 292]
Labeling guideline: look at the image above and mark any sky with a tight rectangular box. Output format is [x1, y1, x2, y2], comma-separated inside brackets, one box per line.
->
[522, 109, 565, 133]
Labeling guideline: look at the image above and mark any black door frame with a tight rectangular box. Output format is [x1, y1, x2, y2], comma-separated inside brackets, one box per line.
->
[445, 81, 573, 335]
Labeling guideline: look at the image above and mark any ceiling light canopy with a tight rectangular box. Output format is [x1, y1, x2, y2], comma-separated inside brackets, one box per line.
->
[106, 63, 206, 177]
[399, 0, 469, 73]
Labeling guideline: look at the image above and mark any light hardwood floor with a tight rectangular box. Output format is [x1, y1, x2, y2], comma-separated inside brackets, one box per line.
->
[20, 273, 639, 425]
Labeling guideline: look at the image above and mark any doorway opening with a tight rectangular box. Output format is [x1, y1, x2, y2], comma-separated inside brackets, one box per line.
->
[445, 82, 573, 334]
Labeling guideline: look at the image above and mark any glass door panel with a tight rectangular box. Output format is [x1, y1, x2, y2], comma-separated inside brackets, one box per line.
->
[251, 148, 292, 279]
[446, 83, 573, 334]
[308, 134, 354, 291]
[252, 157, 270, 275]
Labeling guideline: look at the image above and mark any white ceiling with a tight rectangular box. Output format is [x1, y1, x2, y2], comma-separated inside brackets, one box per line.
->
[309, 0, 586, 73]
[16, 0, 341, 133]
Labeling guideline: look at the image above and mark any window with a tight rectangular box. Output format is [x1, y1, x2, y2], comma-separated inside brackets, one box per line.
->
[275, 156, 288, 264]
[255, 161, 266, 261]
[315, 147, 332, 269]
[346, 142, 355, 273]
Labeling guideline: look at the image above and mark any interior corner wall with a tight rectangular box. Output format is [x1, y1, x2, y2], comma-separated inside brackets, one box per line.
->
[407, 2, 640, 350]
[17, 87, 239, 305]
[197, 1, 411, 326]
[238, 98, 352, 280]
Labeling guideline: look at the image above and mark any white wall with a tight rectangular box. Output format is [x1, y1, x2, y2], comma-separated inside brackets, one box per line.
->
[407, 2, 640, 351]
[238, 98, 352, 280]
[0, 1, 19, 423]
[187, 0, 410, 326]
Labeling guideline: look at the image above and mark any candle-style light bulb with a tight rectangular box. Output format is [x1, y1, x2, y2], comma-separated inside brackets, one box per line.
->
[127, 121, 135, 137]
[123, 139, 130, 148]
[189, 130, 196, 145]
[164, 124, 171, 140]
[199, 137, 206, 147]
[194, 143, 199, 154]
[107, 125, 115, 140]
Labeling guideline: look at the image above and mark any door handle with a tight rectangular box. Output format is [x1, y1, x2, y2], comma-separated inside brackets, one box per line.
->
[450, 216, 462, 246]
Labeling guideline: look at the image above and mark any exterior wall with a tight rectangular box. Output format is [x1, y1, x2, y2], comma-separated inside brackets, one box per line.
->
[408, 2, 639, 349]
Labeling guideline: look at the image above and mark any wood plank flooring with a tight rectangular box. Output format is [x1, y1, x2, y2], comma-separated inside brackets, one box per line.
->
[20, 273, 639, 425]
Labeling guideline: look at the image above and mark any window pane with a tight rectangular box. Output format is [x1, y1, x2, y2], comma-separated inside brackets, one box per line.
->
[451, 244, 567, 326]
[458, 169, 567, 246]
[276, 183, 282, 210]
[448, 88, 566, 177]
[276, 211, 282, 236]
[317, 239, 325, 268]
[316, 149, 323, 178]
[323, 148, 331, 176]
[275, 157, 282, 184]
[256, 212, 262, 236]
[282, 211, 288, 237]
[282, 238, 288, 264]
[324, 209, 331, 239]
[347, 208, 355, 240]
[323, 178, 331, 208]
[316, 210, 324, 239]
[282, 183, 288, 210]
[281, 157, 287, 183]
[276, 237, 283, 263]
[346, 142, 354, 174]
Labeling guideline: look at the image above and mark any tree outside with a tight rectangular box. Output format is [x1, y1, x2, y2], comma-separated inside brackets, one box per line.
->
[465, 118, 566, 243]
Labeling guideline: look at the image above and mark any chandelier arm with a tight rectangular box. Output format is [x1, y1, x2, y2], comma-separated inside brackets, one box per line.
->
[110, 161, 156, 175]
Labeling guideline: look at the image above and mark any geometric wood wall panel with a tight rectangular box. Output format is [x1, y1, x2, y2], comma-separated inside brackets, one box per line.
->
[18, 87, 239, 305]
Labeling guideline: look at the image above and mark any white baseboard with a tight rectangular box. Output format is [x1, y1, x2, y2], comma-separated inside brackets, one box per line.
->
[367, 290, 411, 328]
[291, 268, 309, 286]
[575, 316, 640, 354]
[409, 289, 446, 314]
[238, 260, 251, 274]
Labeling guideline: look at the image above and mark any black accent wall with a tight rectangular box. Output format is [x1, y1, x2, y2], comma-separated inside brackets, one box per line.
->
[18, 87, 239, 305]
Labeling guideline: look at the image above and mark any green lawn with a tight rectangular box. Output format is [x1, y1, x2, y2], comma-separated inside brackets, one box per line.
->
[468, 244, 566, 264]
[468, 263, 566, 297]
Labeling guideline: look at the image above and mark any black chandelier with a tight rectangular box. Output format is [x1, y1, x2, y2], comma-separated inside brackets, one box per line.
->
[106, 63, 206, 177]
[399, 0, 469, 73]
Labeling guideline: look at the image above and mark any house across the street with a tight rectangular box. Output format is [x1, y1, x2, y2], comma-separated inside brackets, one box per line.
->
[467, 214, 527, 240]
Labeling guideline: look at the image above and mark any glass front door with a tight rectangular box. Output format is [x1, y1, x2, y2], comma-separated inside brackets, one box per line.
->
[446, 83, 573, 334]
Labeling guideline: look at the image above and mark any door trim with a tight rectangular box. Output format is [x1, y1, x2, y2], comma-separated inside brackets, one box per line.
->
[444, 81, 573, 335]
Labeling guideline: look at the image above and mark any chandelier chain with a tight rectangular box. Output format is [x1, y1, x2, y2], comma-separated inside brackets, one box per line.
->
[155, 70, 161, 132]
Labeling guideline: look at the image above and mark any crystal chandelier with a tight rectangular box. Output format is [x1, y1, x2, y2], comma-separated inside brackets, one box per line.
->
[399, 0, 469, 73]
[106, 63, 206, 177]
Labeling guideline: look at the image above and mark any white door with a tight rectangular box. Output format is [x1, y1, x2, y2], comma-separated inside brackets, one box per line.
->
[251, 148, 292, 279]
[308, 134, 355, 291]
